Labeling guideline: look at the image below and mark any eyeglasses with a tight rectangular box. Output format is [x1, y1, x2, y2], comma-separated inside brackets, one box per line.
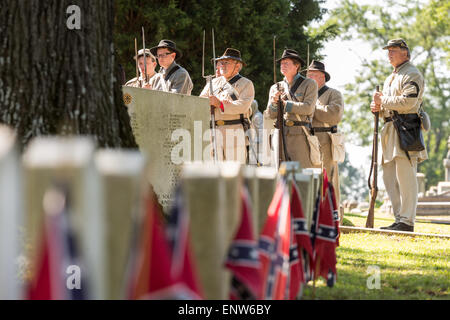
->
[217, 61, 236, 66]
[156, 52, 174, 59]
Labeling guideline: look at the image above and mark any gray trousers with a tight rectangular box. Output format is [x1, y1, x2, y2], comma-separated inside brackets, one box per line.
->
[382, 156, 418, 226]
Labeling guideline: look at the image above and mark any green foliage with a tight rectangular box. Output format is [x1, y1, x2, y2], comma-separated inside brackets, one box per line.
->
[329, 0, 450, 189]
[339, 152, 369, 201]
[113, 0, 336, 110]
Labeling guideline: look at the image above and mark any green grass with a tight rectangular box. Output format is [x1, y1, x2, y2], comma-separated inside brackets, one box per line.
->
[302, 213, 450, 300]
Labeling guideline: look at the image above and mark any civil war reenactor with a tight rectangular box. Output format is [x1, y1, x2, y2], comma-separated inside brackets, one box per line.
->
[371, 38, 427, 232]
[264, 49, 318, 168]
[150, 39, 193, 95]
[124, 49, 158, 89]
[199, 48, 255, 163]
[307, 60, 344, 206]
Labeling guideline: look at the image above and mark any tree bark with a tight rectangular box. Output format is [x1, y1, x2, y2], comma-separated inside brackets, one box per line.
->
[0, 0, 137, 150]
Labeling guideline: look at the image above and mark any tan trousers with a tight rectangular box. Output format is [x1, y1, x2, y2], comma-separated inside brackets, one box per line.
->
[283, 132, 314, 169]
[382, 156, 418, 226]
[214, 124, 247, 164]
[314, 141, 340, 207]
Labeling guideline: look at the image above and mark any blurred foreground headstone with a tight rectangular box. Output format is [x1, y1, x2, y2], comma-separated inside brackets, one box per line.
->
[181, 162, 241, 299]
[95, 150, 147, 300]
[0, 126, 22, 299]
[23, 137, 105, 299]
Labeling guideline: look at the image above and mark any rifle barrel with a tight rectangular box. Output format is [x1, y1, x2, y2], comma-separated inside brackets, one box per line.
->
[366, 85, 380, 228]
[142, 27, 148, 84]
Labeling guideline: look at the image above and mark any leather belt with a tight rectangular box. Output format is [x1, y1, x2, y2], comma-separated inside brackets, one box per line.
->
[284, 120, 310, 127]
[210, 119, 242, 128]
[312, 125, 338, 133]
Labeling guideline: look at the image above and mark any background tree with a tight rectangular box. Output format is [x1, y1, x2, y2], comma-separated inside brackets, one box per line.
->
[339, 152, 369, 201]
[114, 0, 338, 110]
[326, 0, 449, 189]
[0, 0, 137, 150]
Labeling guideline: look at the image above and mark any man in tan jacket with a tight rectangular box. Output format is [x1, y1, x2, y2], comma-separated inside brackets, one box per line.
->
[200, 48, 255, 163]
[371, 39, 427, 232]
[124, 49, 158, 89]
[307, 60, 344, 206]
[264, 49, 318, 168]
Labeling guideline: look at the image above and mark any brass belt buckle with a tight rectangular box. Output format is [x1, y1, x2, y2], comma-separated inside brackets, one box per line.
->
[216, 120, 225, 126]
[285, 120, 294, 127]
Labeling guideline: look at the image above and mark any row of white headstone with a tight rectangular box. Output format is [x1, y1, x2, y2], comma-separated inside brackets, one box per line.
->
[0, 125, 320, 300]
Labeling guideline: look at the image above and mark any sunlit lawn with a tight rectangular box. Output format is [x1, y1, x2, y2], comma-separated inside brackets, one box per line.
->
[302, 212, 450, 300]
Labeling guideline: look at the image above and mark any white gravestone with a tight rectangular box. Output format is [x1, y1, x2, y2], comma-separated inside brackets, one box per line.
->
[295, 172, 315, 229]
[262, 112, 277, 168]
[94, 150, 147, 300]
[243, 166, 260, 237]
[23, 137, 105, 299]
[255, 166, 278, 235]
[301, 168, 323, 228]
[181, 162, 241, 299]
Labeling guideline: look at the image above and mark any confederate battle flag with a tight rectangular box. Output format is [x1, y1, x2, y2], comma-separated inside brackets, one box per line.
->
[225, 186, 262, 300]
[258, 181, 291, 299]
[309, 170, 338, 287]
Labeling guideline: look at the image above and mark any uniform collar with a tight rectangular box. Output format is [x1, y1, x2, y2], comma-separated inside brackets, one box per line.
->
[283, 73, 302, 86]
[161, 61, 178, 74]
[227, 73, 241, 83]
[393, 60, 410, 73]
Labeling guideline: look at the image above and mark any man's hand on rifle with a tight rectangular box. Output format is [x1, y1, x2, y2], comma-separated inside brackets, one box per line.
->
[271, 90, 286, 107]
[371, 91, 383, 113]
[370, 101, 381, 113]
[209, 95, 222, 108]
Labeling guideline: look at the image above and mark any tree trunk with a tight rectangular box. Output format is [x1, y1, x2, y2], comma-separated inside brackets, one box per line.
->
[0, 0, 137, 150]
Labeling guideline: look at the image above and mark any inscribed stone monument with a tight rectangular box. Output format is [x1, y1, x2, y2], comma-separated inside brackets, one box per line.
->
[122, 87, 212, 213]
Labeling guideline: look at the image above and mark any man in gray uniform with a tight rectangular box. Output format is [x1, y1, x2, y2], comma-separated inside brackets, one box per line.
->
[264, 49, 318, 168]
[307, 60, 344, 207]
[150, 40, 193, 95]
[371, 39, 427, 232]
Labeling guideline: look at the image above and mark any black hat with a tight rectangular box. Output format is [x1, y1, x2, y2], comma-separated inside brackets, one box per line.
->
[150, 39, 182, 60]
[277, 49, 305, 66]
[382, 38, 409, 50]
[215, 48, 246, 66]
[308, 60, 330, 82]
[134, 49, 154, 60]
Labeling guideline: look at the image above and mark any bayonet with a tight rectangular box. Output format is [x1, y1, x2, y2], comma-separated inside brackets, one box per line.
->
[142, 27, 148, 84]
[203, 29, 218, 162]
[134, 38, 141, 88]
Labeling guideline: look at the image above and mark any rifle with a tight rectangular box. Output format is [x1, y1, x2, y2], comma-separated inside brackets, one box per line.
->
[366, 85, 380, 228]
[273, 36, 290, 167]
[202, 29, 218, 162]
[142, 27, 148, 84]
[134, 38, 142, 88]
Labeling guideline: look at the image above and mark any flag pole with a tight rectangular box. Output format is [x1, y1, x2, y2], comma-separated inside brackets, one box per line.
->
[312, 256, 320, 300]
